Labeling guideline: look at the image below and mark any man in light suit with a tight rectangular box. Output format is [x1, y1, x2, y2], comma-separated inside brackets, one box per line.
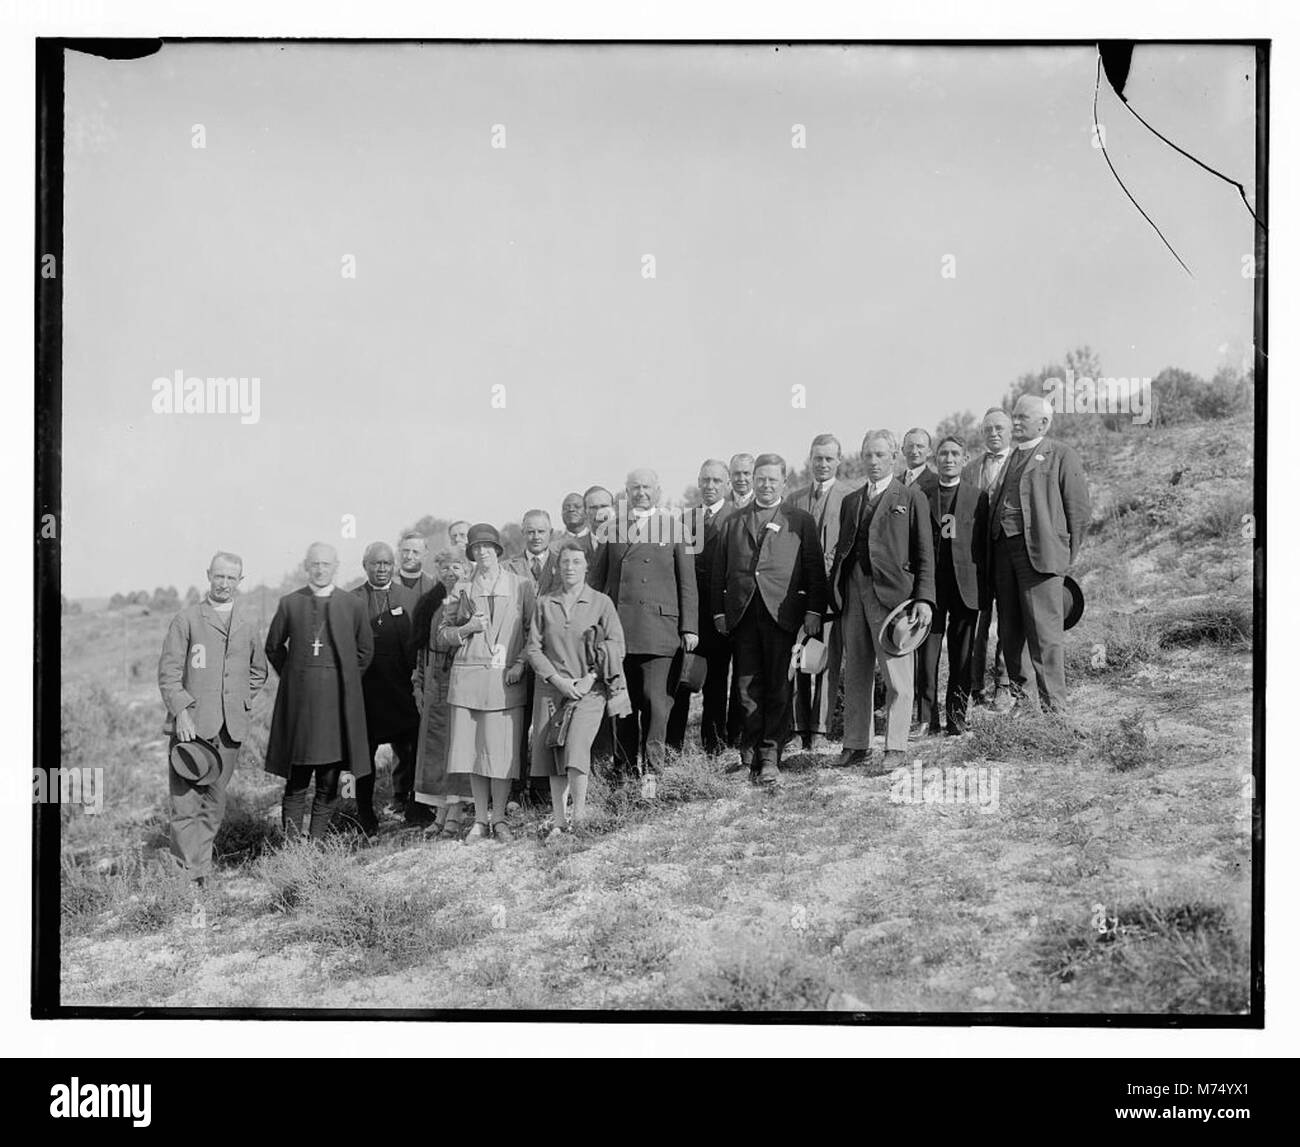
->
[967, 407, 1013, 707]
[713, 454, 827, 784]
[506, 509, 559, 595]
[158, 551, 267, 884]
[784, 433, 862, 751]
[829, 431, 935, 773]
[591, 468, 699, 775]
[667, 458, 736, 755]
[352, 542, 422, 831]
[918, 436, 982, 735]
[986, 393, 1090, 713]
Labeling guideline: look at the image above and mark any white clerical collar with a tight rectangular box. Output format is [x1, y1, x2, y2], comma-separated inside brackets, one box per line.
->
[1016, 435, 1045, 451]
[311, 584, 335, 597]
[367, 581, 392, 592]
[206, 597, 234, 612]
[567, 526, 590, 538]
[399, 570, 424, 582]
[939, 478, 961, 488]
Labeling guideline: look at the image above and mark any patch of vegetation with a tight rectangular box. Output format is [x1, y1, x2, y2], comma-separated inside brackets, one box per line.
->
[654, 929, 834, 1011]
[579, 898, 675, 978]
[213, 792, 283, 866]
[966, 708, 1081, 761]
[1098, 710, 1165, 773]
[61, 847, 193, 936]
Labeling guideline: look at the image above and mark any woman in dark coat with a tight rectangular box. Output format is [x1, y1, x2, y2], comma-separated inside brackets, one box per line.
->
[412, 546, 472, 839]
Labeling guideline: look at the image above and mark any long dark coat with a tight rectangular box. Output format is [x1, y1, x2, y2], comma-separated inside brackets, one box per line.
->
[264, 587, 374, 778]
[352, 581, 420, 742]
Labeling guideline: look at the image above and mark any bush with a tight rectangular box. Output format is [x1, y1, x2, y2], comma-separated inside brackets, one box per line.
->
[1098, 711, 1163, 772]
[213, 793, 283, 866]
[967, 708, 1081, 761]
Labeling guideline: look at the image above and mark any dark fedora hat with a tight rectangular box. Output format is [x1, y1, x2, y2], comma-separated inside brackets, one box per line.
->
[1064, 575, 1085, 631]
[877, 599, 933, 657]
[668, 648, 708, 694]
[169, 737, 223, 786]
[465, 522, 503, 557]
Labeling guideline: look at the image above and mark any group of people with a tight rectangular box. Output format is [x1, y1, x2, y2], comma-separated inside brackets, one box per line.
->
[156, 393, 1089, 880]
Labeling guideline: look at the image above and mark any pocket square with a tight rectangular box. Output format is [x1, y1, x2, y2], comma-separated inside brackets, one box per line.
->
[891, 505, 907, 514]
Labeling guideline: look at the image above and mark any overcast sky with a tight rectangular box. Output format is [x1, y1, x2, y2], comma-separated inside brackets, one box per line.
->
[61, 41, 1256, 597]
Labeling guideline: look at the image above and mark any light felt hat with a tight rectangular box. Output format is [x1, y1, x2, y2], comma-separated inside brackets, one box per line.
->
[877, 600, 933, 657]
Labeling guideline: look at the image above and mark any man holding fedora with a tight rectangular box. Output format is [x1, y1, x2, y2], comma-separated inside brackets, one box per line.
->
[784, 433, 862, 752]
[712, 453, 827, 785]
[157, 551, 267, 885]
[829, 430, 935, 772]
[986, 393, 1090, 714]
[667, 458, 736, 756]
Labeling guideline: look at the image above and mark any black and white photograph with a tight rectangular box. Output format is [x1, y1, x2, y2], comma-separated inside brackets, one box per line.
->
[30, 16, 1273, 1039]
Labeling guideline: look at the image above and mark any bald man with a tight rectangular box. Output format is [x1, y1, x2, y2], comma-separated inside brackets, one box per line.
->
[352, 542, 423, 831]
[591, 468, 699, 778]
[265, 543, 374, 839]
[158, 551, 267, 884]
[986, 394, 1090, 714]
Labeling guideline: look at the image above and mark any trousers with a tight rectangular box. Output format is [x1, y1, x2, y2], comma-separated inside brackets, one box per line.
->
[282, 763, 343, 838]
[841, 564, 914, 751]
[168, 725, 240, 880]
[993, 533, 1067, 712]
[618, 653, 674, 772]
[732, 597, 797, 768]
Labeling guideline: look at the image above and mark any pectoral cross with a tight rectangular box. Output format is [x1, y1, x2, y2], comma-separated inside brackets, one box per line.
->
[312, 638, 323, 656]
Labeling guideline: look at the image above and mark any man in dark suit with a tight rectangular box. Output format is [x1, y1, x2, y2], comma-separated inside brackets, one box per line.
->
[352, 542, 422, 831]
[713, 454, 827, 785]
[265, 543, 374, 839]
[158, 551, 267, 885]
[591, 468, 699, 776]
[987, 394, 1090, 714]
[829, 431, 935, 773]
[784, 433, 863, 751]
[967, 407, 1013, 707]
[917, 437, 982, 735]
[900, 428, 940, 493]
[554, 492, 599, 570]
[507, 509, 559, 595]
[396, 531, 438, 599]
[667, 459, 736, 755]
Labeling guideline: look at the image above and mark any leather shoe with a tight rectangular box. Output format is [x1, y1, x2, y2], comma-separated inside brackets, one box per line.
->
[757, 761, 780, 786]
[836, 749, 870, 768]
[881, 749, 908, 769]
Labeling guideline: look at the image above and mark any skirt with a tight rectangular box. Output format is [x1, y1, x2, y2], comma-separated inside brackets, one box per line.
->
[528, 682, 607, 777]
[445, 704, 524, 780]
[413, 664, 473, 805]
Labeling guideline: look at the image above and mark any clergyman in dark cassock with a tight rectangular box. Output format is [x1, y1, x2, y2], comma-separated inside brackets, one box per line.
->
[265, 543, 374, 838]
[352, 542, 422, 830]
[917, 436, 982, 734]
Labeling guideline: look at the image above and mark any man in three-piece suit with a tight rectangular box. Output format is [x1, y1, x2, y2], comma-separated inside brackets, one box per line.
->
[352, 542, 422, 831]
[713, 454, 827, 784]
[987, 393, 1090, 714]
[265, 542, 374, 839]
[829, 431, 935, 773]
[158, 551, 268, 883]
[590, 468, 699, 775]
[667, 458, 737, 755]
[396, 531, 439, 600]
[968, 407, 1014, 706]
[917, 436, 982, 735]
[900, 427, 940, 493]
[784, 433, 863, 751]
[506, 509, 559, 596]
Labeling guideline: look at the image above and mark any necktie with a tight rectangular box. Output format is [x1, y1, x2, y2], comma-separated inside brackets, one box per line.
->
[531, 557, 542, 581]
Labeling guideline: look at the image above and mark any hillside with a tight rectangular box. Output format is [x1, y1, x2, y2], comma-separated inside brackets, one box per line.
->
[56, 414, 1254, 1012]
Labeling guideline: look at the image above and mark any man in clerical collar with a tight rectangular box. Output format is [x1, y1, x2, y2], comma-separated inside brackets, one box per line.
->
[967, 407, 1013, 708]
[158, 551, 267, 889]
[352, 542, 422, 831]
[395, 531, 437, 599]
[900, 428, 939, 492]
[729, 453, 755, 509]
[784, 433, 862, 754]
[916, 436, 982, 736]
[265, 542, 374, 839]
[828, 430, 935, 773]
